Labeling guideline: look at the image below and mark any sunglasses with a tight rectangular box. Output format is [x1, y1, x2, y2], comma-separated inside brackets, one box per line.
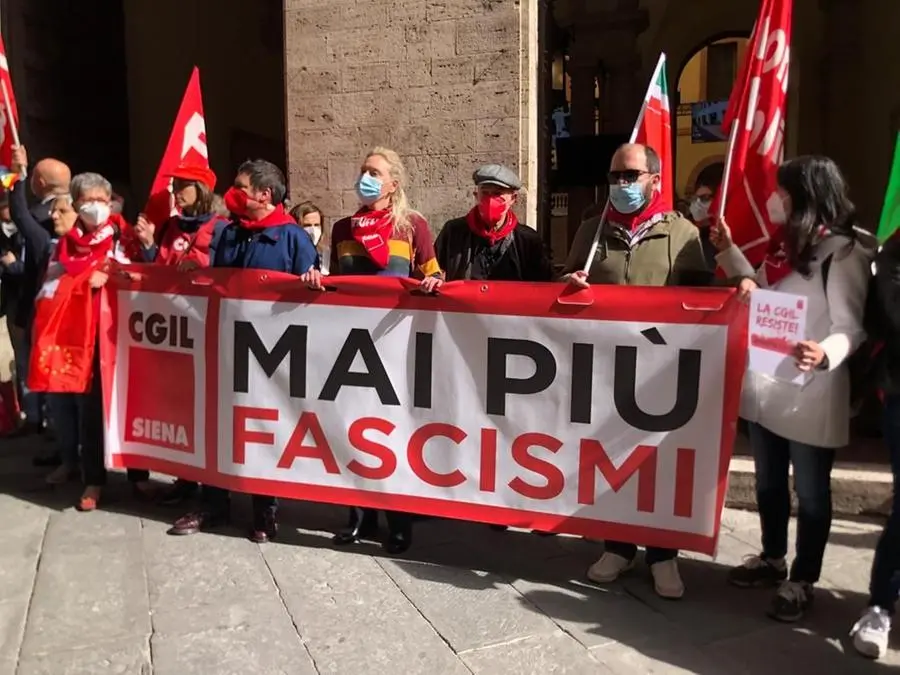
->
[607, 170, 651, 184]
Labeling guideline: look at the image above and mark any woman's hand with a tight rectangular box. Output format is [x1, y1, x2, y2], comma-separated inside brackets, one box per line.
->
[177, 259, 200, 272]
[420, 276, 443, 294]
[794, 340, 826, 372]
[134, 215, 155, 249]
[301, 267, 325, 291]
[566, 270, 590, 289]
[89, 270, 109, 289]
[709, 217, 734, 252]
[737, 277, 758, 303]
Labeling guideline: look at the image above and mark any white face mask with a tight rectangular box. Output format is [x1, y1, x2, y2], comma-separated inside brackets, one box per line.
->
[78, 202, 111, 228]
[689, 198, 710, 223]
[0, 221, 16, 238]
[304, 225, 322, 246]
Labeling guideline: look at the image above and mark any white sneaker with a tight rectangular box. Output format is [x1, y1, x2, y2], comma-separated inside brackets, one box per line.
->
[851, 606, 891, 660]
[650, 559, 685, 599]
[587, 552, 634, 584]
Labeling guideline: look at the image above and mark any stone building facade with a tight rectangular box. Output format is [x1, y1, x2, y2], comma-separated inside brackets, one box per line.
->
[0, 0, 898, 254]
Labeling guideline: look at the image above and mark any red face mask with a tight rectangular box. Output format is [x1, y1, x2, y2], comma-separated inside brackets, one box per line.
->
[478, 195, 509, 225]
[224, 186, 250, 216]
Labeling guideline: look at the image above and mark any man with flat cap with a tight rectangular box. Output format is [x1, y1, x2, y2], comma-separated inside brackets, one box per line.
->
[435, 163, 551, 283]
[435, 163, 553, 535]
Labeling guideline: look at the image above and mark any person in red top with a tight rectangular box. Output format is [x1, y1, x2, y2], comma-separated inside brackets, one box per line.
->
[132, 163, 225, 267]
[56, 172, 153, 511]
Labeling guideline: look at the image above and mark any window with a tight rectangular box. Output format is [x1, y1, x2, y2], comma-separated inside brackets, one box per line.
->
[705, 42, 738, 101]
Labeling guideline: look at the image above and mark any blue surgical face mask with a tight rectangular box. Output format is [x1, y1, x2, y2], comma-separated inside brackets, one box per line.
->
[609, 183, 647, 214]
[356, 173, 383, 205]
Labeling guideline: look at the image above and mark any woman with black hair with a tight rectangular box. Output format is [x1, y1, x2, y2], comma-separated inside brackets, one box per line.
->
[710, 155, 872, 623]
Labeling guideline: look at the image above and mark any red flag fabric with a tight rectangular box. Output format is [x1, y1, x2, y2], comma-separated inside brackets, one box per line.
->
[27, 265, 96, 393]
[143, 67, 209, 228]
[632, 54, 674, 210]
[0, 35, 21, 185]
[716, 0, 792, 266]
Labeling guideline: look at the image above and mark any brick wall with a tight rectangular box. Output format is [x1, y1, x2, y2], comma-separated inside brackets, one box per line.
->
[284, 0, 526, 232]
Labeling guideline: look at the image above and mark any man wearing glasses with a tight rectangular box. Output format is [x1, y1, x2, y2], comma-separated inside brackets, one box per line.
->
[559, 142, 712, 600]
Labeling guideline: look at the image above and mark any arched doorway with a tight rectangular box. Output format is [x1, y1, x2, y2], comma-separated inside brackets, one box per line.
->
[674, 35, 749, 201]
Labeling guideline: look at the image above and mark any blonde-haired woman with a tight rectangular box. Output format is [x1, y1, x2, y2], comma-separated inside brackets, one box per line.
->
[302, 147, 442, 554]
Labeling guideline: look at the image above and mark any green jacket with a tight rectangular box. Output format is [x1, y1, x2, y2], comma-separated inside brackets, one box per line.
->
[561, 210, 713, 287]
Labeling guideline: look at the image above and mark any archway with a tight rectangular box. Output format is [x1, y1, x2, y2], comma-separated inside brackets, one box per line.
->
[674, 35, 749, 201]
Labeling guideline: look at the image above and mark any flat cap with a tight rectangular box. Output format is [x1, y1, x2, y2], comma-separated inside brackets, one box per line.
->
[473, 164, 521, 190]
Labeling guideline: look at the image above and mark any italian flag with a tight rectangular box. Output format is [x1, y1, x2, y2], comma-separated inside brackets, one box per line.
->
[632, 54, 674, 210]
[877, 132, 900, 243]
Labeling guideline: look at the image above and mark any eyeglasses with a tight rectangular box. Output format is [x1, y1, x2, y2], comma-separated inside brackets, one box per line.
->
[607, 170, 650, 185]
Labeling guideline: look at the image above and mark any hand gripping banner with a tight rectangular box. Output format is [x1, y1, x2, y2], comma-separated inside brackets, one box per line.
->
[100, 268, 748, 555]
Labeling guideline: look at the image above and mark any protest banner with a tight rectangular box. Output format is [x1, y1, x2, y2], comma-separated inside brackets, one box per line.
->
[99, 268, 748, 555]
[748, 288, 807, 384]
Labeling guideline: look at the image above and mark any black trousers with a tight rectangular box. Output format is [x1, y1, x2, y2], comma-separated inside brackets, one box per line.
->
[81, 349, 149, 487]
[604, 541, 678, 566]
[201, 484, 276, 517]
[350, 506, 412, 535]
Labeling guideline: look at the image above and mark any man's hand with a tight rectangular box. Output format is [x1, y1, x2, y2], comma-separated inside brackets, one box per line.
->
[300, 267, 325, 291]
[134, 214, 156, 249]
[709, 217, 734, 252]
[177, 259, 201, 272]
[10, 145, 27, 176]
[0, 251, 16, 267]
[420, 276, 443, 294]
[737, 277, 758, 303]
[566, 270, 590, 289]
[89, 270, 109, 289]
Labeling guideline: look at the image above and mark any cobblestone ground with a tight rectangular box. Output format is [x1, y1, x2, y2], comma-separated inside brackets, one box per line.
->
[0, 431, 895, 675]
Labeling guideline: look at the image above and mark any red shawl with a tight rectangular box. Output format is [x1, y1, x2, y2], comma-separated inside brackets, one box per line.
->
[56, 215, 123, 276]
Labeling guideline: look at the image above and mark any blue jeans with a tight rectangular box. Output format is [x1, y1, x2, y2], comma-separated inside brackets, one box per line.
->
[868, 395, 900, 613]
[748, 422, 835, 584]
[9, 325, 43, 425]
[48, 393, 81, 467]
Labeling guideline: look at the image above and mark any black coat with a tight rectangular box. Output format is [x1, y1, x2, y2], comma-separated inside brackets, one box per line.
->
[435, 217, 553, 283]
[9, 184, 53, 329]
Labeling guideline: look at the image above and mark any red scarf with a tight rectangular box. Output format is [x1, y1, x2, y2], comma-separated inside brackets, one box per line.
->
[223, 187, 294, 230]
[762, 226, 829, 286]
[466, 207, 518, 245]
[57, 218, 118, 268]
[607, 191, 671, 233]
[351, 207, 394, 268]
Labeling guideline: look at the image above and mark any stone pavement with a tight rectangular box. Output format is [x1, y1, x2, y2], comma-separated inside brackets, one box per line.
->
[0, 437, 896, 675]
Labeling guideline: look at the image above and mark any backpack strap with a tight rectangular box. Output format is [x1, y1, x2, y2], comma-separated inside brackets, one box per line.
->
[820, 253, 833, 292]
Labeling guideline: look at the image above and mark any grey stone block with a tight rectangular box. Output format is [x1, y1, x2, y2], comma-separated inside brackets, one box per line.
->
[16, 637, 150, 675]
[462, 631, 614, 674]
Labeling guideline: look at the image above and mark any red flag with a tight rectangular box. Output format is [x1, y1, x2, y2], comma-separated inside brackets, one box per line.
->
[27, 265, 96, 393]
[0, 35, 21, 187]
[632, 54, 674, 210]
[143, 67, 209, 228]
[716, 0, 792, 266]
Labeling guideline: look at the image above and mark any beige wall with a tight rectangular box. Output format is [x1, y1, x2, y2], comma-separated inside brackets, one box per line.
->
[122, 0, 285, 204]
[283, 0, 534, 231]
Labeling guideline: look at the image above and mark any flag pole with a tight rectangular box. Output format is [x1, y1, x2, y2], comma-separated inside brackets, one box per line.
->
[581, 53, 667, 274]
[1, 79, 24, 179]
[715, 121, 739, 220]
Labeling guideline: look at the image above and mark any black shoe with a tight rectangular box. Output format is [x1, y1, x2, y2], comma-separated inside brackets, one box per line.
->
[489, 524, 508, 532]
[383, 530, 412, 555]
[250, 509, 278, 544]
[332, 508, 378, 546]
[168, 509, 229, 535]
[767, 581, 813, 622]
[32, 453, 61, 468]
[728, 555, 788, 588]
[159, 479, 199, 507]
[532, 530, 557, 536]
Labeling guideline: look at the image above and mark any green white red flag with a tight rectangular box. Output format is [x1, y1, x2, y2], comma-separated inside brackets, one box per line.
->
[632, 53, 673, 210]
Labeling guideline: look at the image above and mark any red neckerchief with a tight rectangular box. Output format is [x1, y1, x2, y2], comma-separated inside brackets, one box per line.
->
[465, 207, 518, 245]
[57, 219, 117, 267]
[351, 207, 394, 268]
[233, 204, 291, 230]
[762, 225, 829, 286]
[607, 190, 670, 233]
